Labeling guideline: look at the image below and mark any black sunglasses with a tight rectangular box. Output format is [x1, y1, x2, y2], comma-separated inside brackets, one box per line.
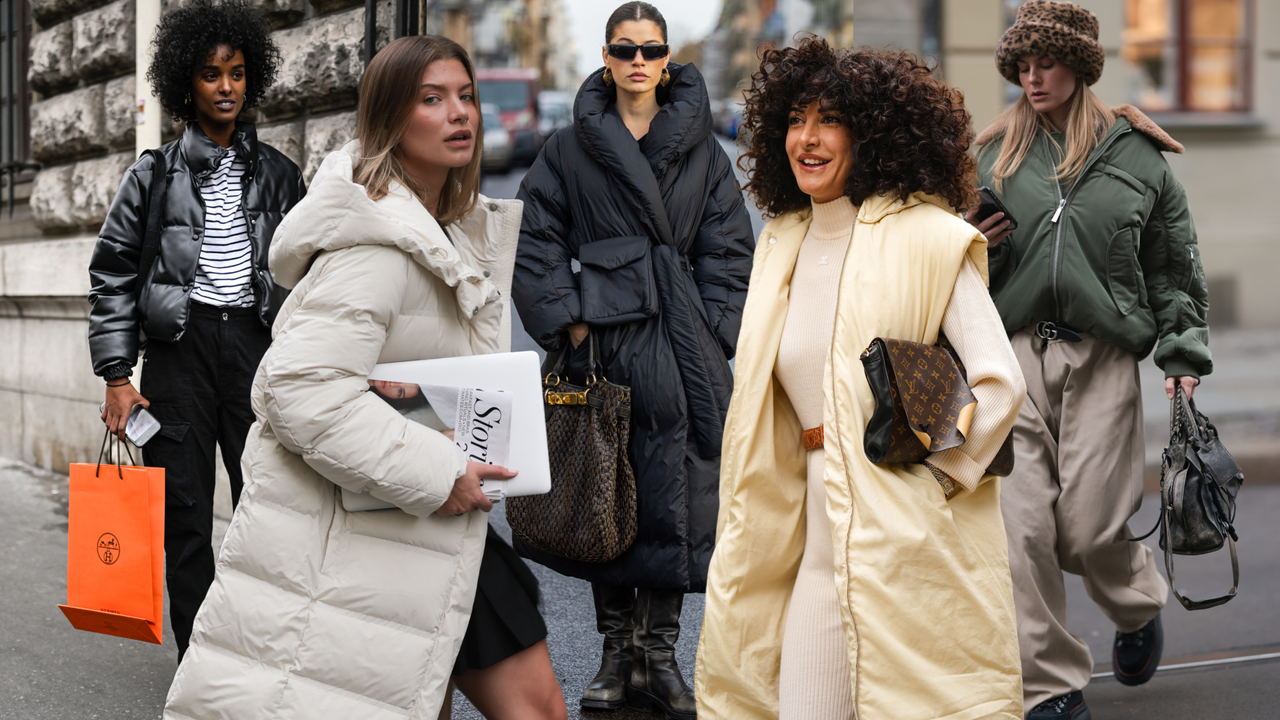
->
[606, 43, 670, 61]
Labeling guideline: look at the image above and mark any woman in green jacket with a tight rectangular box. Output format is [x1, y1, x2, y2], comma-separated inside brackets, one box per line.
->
[967, 3, 1210, 719]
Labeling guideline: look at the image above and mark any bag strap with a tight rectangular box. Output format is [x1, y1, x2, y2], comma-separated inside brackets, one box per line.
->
[133, 148, 170, 303]
[545, 332, 601, 384]
[1163, 487, 1239, 611]
[95, 428, 137, 479]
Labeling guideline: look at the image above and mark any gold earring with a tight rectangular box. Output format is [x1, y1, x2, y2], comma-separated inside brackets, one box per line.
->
[603, 67, 614, 86]
[660, 68, 671, 87]
[185, 92, 192, 105]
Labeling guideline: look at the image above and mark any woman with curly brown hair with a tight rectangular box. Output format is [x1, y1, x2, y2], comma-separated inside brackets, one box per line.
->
[695, 38, 1025, 720]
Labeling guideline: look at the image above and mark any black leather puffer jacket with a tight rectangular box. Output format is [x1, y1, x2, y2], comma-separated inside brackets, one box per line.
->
[88, 122, 305, 379]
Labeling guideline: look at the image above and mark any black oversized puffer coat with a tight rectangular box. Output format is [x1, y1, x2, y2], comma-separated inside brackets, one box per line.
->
[512, 63, 754, 591]
[88, 122, 306, 379]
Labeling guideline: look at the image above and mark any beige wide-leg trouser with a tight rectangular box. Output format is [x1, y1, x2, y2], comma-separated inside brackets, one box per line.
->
[1001, 329, 1168, 715]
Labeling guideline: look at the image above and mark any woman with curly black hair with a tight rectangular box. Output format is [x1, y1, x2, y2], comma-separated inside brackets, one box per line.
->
[696, 38, 1026, 719]
[87, 0, 304, 661]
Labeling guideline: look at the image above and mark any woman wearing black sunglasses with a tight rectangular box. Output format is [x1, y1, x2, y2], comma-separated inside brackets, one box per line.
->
[512, 2, 754, 718]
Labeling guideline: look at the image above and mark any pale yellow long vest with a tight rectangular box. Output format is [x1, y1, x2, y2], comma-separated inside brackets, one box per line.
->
[696, 193, 1023, 720]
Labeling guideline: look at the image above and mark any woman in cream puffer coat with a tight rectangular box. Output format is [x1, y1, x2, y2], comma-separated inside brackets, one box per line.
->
[162, 41, 524, 719]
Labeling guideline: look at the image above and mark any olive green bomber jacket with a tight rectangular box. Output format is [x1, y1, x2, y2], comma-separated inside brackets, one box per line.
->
[975, 105, 1211, 379]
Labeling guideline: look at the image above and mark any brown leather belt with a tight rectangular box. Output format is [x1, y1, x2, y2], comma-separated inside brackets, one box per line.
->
[802, 424, 824, 450]
[803, 422, 958, 497]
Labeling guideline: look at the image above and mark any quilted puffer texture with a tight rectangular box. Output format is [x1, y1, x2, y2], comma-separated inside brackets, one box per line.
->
[163, 144, 522, 720]
[512, 62, 755, 591]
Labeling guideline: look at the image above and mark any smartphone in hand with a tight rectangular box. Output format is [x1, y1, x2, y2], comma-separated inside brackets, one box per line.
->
[98, 403, 162, 446]
[974, 186, 1018, 231]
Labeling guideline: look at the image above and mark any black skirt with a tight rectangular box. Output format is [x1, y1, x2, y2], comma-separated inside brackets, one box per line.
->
[452, 524, 548, 675]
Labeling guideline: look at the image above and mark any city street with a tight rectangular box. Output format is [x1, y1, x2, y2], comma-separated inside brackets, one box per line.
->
[2, 157, 1278, 720]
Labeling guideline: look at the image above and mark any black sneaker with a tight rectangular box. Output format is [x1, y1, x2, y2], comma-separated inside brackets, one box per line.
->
[1027, 690, 1091, 720]
[1113, 613, 1163, 686]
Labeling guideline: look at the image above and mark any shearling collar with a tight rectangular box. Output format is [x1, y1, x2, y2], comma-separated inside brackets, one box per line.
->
[1110, 104, 1184, 153]
[975, 104, 1184, 153]
[180, 121, 260, 178]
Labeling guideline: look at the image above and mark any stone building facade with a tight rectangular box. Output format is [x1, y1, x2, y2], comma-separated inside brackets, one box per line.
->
[0, 0, 396, 470]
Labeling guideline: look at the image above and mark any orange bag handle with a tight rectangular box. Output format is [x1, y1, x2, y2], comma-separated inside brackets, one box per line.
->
[95, 428, 137, 479]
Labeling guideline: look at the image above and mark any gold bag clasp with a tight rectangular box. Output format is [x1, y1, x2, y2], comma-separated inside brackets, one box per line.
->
[545, 388, 591, 405]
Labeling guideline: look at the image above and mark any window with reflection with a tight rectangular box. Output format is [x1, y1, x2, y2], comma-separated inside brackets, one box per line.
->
[1122, 0, 1253, 113]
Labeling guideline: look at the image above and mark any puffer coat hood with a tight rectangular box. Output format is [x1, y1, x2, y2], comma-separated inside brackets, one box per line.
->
[512, 62, 754, 591]
[163, 144, 522, 720]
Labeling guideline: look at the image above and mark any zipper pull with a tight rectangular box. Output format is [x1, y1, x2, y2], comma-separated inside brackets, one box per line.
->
[1051, 198, 1066, 223]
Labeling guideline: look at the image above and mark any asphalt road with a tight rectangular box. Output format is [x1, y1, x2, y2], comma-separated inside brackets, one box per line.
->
[5, 454, 1279, 720]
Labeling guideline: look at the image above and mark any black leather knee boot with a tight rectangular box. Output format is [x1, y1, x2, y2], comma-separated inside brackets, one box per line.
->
[627, 589, 696, 719]
[581, 583, 637, 710]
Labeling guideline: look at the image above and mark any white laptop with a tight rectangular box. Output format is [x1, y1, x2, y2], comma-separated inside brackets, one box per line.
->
[341, 351, 552, 512]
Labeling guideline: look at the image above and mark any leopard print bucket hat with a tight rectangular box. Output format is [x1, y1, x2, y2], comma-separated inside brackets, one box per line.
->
[996, 0, 1104, 86]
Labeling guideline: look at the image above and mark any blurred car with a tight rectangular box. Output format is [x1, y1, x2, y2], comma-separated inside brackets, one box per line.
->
[722, 104, 744, 140]
[481, 103, 513, 174]
[537, 90, 573, 140]
[477, 68, 543, 164]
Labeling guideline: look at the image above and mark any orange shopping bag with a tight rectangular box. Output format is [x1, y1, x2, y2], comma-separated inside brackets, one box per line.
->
[59, 432, 165, 644]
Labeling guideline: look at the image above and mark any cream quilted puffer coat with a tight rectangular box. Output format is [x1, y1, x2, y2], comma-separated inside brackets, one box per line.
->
[163, 143, 521, 720]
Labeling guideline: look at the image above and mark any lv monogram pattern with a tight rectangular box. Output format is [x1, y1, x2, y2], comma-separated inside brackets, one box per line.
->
[862, 336, 1016, 476]
[937, 336, 1016, 477]
[878, 338, 975, 463]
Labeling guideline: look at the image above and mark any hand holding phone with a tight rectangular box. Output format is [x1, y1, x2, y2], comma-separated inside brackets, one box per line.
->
[100, 394, 160, 446]
[966, 186, 1017, 246]
[973, 186, 1018, 231]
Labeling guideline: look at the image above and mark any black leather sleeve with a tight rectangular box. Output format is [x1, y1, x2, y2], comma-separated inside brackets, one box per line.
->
[87, 153, 156, 377]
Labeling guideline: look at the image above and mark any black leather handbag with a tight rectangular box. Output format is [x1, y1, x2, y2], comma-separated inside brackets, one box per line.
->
[1133, 384, 1243, 610]
[507, 336, 637, 563]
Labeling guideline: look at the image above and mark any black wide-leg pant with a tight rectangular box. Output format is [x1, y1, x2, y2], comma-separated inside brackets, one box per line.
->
[139, 302, 270, 660]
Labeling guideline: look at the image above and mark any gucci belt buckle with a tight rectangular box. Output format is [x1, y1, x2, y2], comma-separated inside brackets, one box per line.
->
[1034, 321, 1082, 343]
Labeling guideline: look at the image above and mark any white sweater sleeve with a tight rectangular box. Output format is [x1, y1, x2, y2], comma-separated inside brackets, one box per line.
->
[925, 257, 1026, 492]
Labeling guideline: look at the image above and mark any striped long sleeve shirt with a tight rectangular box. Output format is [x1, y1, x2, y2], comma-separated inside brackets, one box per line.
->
[192, 149, 254, 307]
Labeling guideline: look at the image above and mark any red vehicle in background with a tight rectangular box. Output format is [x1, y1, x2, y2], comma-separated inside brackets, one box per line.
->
[477, 68, 543, 164]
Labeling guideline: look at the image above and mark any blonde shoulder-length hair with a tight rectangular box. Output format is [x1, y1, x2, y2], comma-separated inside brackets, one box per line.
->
[353, 35, 482, 225]
[978, 80, 1113, 192]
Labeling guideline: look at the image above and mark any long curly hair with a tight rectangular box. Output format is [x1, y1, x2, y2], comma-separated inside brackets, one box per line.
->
[740, 38, 978, 216]
[146, 0, 282, 123]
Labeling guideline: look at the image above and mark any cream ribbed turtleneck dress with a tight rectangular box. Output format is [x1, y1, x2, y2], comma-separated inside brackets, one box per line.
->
[773, 196, 1009, 718]
[774, 196, 859, 719]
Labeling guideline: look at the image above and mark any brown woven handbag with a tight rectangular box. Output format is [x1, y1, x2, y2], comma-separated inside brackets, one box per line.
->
[507, 336, 637, 563]
[860, 336, 1014, 476]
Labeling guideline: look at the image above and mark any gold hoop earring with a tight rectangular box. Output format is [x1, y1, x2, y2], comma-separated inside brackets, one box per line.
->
[603, 67, 614, 86]
[660, 68, 671, 87]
